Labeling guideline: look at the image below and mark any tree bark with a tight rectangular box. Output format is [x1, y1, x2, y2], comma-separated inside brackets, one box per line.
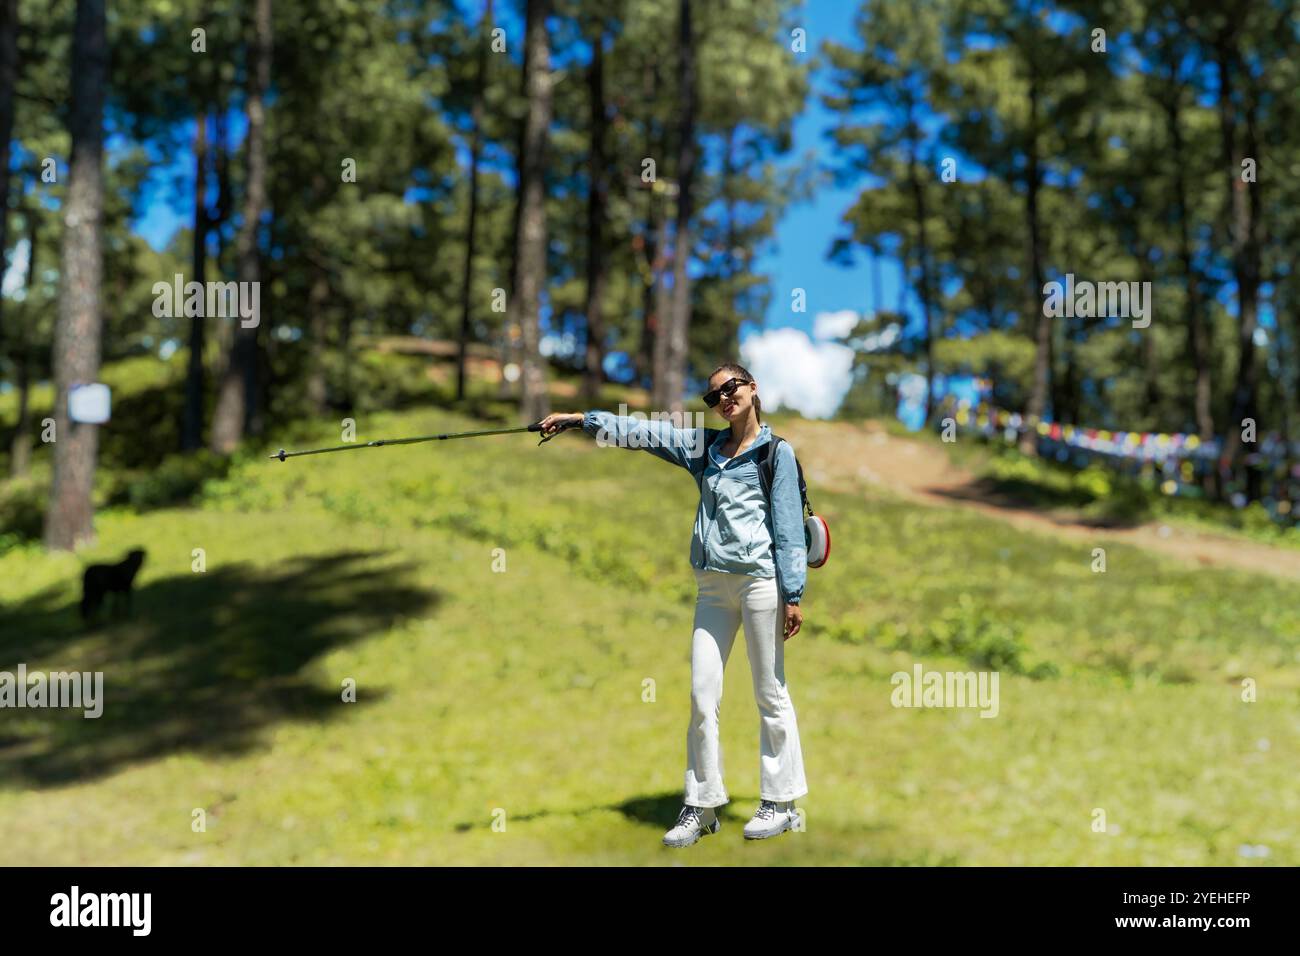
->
[181, 110, 208, 451]
[649, 211, 671, 395]
[44, 0, 107, 551]
[580, 18, 609, 403]
[10, 207, 36, 477]
[508, 0, 552, 424]
[0, 0, 16, 430]
[635, 61, 662, 390]
[1162, 79, 1214, 465]
[340, 309, 355, 412]
[306, 249, 329, 415]
[905, 107, 936, 424]
[303, 171, 330, 415]
[657, 0, 697, 414]
[210, 0, 272, 453]
[1139, 245, 1158, 422]
[1214, 38, 1263, 494]
[456, 0, 492, 403]
[0, 0, 14, 258]
[1020, 67, 1050, 456]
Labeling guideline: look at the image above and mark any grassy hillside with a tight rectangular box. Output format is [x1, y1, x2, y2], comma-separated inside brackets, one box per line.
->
[1, 386, 1296, 864]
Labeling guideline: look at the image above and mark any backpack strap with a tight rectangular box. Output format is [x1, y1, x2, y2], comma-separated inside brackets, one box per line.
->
[757, 434, 812, 518]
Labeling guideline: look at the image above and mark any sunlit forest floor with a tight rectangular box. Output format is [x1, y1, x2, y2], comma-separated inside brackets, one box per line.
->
[0, 354, 1296, 864]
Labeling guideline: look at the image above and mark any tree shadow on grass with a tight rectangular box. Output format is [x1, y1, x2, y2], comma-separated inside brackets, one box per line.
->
[0, 550, 439, 788]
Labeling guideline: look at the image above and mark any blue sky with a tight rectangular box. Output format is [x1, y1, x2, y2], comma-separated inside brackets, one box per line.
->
[750, 1, 898, 335]
[739, 0, 900, 417]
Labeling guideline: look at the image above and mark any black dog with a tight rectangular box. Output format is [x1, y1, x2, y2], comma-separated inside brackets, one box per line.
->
[81, 549, 147, 622]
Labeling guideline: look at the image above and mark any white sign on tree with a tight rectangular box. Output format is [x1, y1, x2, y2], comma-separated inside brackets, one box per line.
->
[69, 383, 111, 424]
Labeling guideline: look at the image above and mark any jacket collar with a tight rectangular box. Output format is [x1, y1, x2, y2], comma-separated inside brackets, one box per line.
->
[709, 422, 771, 464]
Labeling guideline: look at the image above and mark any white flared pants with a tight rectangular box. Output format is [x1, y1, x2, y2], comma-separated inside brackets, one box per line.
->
[683, 568, 808, 808]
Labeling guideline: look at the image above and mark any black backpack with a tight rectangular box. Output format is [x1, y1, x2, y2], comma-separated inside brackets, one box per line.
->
[755, 435, 812, 520]
[755, 434, 830, 569]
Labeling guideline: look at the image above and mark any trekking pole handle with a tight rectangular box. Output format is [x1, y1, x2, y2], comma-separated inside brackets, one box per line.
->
[530, 416, 581, 445]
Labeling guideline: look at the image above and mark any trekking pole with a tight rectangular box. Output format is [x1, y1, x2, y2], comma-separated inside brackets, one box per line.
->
[268, 418, 580, 462]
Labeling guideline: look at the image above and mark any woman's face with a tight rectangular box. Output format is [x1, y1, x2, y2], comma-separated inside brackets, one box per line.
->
[707, 370, 757, 424]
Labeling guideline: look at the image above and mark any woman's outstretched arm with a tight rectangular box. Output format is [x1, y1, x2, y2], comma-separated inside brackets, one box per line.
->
[539, 410, 707, 473]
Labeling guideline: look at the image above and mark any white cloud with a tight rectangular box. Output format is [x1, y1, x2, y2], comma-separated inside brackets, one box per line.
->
[812, 309, 858, 343]
[741, 315, 856, 419]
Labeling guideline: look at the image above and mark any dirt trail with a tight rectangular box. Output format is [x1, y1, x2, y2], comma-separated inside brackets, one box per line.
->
[781, 418, 1300, 584]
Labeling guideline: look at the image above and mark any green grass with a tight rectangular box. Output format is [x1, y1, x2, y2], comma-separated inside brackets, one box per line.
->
[1, 397, 1297, 865]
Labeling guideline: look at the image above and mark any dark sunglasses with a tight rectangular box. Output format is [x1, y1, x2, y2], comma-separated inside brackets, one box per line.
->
[703, 377, 751, 408]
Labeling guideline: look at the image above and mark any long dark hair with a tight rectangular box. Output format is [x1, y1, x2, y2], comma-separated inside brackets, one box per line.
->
[709, 362, 762, 423]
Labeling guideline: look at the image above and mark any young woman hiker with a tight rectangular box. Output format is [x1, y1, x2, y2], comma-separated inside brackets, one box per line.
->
[538, 362, 809, 847]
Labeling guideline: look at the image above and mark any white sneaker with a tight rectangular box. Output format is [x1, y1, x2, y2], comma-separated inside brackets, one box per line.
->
[662, 805, 720, 848]
[743, 800, 798, 840]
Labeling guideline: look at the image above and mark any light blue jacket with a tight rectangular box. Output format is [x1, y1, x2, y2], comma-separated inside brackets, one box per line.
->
[582, 410, 807, 604]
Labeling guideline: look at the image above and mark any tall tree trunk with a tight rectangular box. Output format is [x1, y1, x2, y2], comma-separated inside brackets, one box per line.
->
[1052, 305, 1078, 426]
[340, 309, 355, 412]
[638, 203, 668, 392]
[0, 0, 13, 234]
[1062, 330, 1080, 425]
[44, 0, 106, 550]
[1214, 40, 1262, 494]
[0, 0, 16, 419]
[210, 107, 233, 359]
[304, 172, 330, 415]
[657, 0, 697, 414]
[1163, 81, 1215, 480]
[580, 18, 608, 403]
[650, 250, 671, 404]
[181, 110, 209, 451]
[211, 0, 271, 453]
[976, 181, 1000, 328]
[10, 207, 36, 477]
[635, 62, 662, 390]
[649, 213, 671, 394]
[1020, 69, 1050, 456]
[1286, 284, 1300, 505]
[509, 0, 552, 424]
[306, 250, 329, 415]
[905, 117, 936, 424]
[456, 0, 492, 403]
[1138, 245, 1159, 422]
